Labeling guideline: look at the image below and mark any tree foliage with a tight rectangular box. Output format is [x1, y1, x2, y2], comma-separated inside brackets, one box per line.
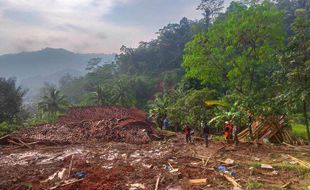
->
[183, 1, 285, 116]
[38, 85, 69, 116]
[0, 78, 26, 123]
[280, 8, 310, 141]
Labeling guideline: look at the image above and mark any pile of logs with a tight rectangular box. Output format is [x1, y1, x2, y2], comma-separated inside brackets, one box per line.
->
[238, 116, 295, 144]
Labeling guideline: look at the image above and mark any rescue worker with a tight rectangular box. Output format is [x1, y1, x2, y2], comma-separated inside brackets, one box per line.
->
[224, 121, 233, 143]
[184, 124, 192, 144]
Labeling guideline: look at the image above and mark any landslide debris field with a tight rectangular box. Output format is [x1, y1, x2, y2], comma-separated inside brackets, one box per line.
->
[0, 107, 310, 190]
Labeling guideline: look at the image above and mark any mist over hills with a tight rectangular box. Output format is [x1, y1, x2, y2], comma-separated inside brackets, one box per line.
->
[0, 48, 115, 102]
[0, 48, 115, 79]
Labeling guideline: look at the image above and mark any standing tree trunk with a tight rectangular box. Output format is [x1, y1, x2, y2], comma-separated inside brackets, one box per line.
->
[248, 124, 254, 141]
[248, 114, 254, 141]
[303, 101, 310, 144]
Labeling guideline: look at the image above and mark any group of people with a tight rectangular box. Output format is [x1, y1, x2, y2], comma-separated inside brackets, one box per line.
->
[184, 122, 210, 147]
[184, 120, 238, 147]
[147, 114, 238, 147]
[224, 121, 238, 145]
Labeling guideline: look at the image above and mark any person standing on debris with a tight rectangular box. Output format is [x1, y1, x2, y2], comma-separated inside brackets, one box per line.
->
[156, 115, 163, 130]
[163, 117, 169, 130]
[184, 124, 192, 144]
[202, 122, 210, 147]
[232, 121, 238, 146]
[224, 121, 232, 143]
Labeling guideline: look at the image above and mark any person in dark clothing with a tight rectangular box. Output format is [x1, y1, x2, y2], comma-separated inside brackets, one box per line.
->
[156, 115, 163, 130]
[163, 117, 170, 130]
[203, 122, 210, 147]
[184, 124, 192, 144]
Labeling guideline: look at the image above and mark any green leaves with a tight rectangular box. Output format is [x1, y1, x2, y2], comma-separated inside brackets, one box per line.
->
[0, 78, 26, 123]
[183, 0, 285, 116]
[38, 86, 69, 116]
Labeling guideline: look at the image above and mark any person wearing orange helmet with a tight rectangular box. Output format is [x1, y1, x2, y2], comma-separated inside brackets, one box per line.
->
[224, 121, 233, 143]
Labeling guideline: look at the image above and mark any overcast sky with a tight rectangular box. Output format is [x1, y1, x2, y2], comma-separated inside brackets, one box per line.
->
[0, 0, 232, 55]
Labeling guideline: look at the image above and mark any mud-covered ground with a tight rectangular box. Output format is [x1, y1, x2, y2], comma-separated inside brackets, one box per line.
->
[0, 134, 309, 190]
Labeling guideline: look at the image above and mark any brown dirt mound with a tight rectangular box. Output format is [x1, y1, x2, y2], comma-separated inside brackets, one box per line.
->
[11, 106, 162, 144]
[57, 106, 147, 123]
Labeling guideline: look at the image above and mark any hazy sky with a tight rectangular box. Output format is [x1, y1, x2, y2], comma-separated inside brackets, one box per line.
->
[0, 0, 232, 54]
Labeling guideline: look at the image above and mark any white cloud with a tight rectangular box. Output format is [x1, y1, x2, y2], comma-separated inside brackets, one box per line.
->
[0, 0, 150, 54]
[0, 0, 231, 55]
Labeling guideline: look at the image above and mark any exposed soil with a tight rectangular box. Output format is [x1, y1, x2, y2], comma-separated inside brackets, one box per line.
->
[8, 106, 162, 145]
[0, 106, 309, 190]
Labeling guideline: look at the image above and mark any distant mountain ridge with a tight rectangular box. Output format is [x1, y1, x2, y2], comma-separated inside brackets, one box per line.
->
[0, 48, 115, 102]
[0, 48, 115, 80]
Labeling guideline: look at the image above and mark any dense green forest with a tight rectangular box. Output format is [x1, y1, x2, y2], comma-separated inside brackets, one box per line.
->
[0, 0, 309, 142]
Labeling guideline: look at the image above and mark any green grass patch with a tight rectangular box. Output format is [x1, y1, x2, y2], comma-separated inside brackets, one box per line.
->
[272, 162, 309, 173]
[212, 135, 226, 141]
[304, 172, 310, 180]
[249, 162, 310, 174]
[248, 162, 262, 168]
[291, 123, 308, 140]
[246, 179, 263, 189]
[0, 122, 24, 136]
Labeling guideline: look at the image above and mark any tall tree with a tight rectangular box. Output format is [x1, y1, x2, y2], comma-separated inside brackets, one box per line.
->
[0, 78, 26, 123]
[197, 0, 224, 25]
[184, 1, 285, 139]
[110, 77, 136, 107]
[282, 9, 310, 142]
[93, 85, 111, 106]
[38, 85, 69, 116]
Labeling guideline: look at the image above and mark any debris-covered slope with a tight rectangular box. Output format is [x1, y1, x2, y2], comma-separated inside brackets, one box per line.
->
[10, 106, 162, 144]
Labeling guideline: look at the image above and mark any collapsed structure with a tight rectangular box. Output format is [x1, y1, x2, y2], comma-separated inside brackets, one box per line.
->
[6, 106, 162, 145]
[238, 116, 295, 144]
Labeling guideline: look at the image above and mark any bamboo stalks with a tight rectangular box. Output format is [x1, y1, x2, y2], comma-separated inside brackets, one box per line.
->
[238, 116, 294, 144]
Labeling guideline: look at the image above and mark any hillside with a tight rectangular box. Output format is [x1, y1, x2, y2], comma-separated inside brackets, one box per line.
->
[0, 48, 115, 85]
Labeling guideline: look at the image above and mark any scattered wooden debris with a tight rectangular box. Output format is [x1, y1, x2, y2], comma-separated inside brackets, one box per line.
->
[261, 164, 273, 170]
[283, 142, 310, 152]
[7, 139, 23, 146]
[0, 134, 10, 140]
[281, 181, 292, 189]
[169, 169, 179, 173]
[50, 178, 84, 190]
[238, 116, 294, 144]
[191, 153, 210, 166]
[205, 146, 226, 166]
[67, 155, 74, 179]
[155, 174, 161, 190]
[130, 183, 146, 189]
[220, 158, 235, 165]
[188, 178, 207, 185]
[256, 178, 278, 184]
[220, 173, 241, 189]
[287, 155, 310, 169]
[17, 139, 32, 149]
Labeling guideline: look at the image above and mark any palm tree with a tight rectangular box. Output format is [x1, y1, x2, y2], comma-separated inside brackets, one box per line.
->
[111, 79, 136, 107]
[38, 87, 69, 116]
[93, 85, 111, 105]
